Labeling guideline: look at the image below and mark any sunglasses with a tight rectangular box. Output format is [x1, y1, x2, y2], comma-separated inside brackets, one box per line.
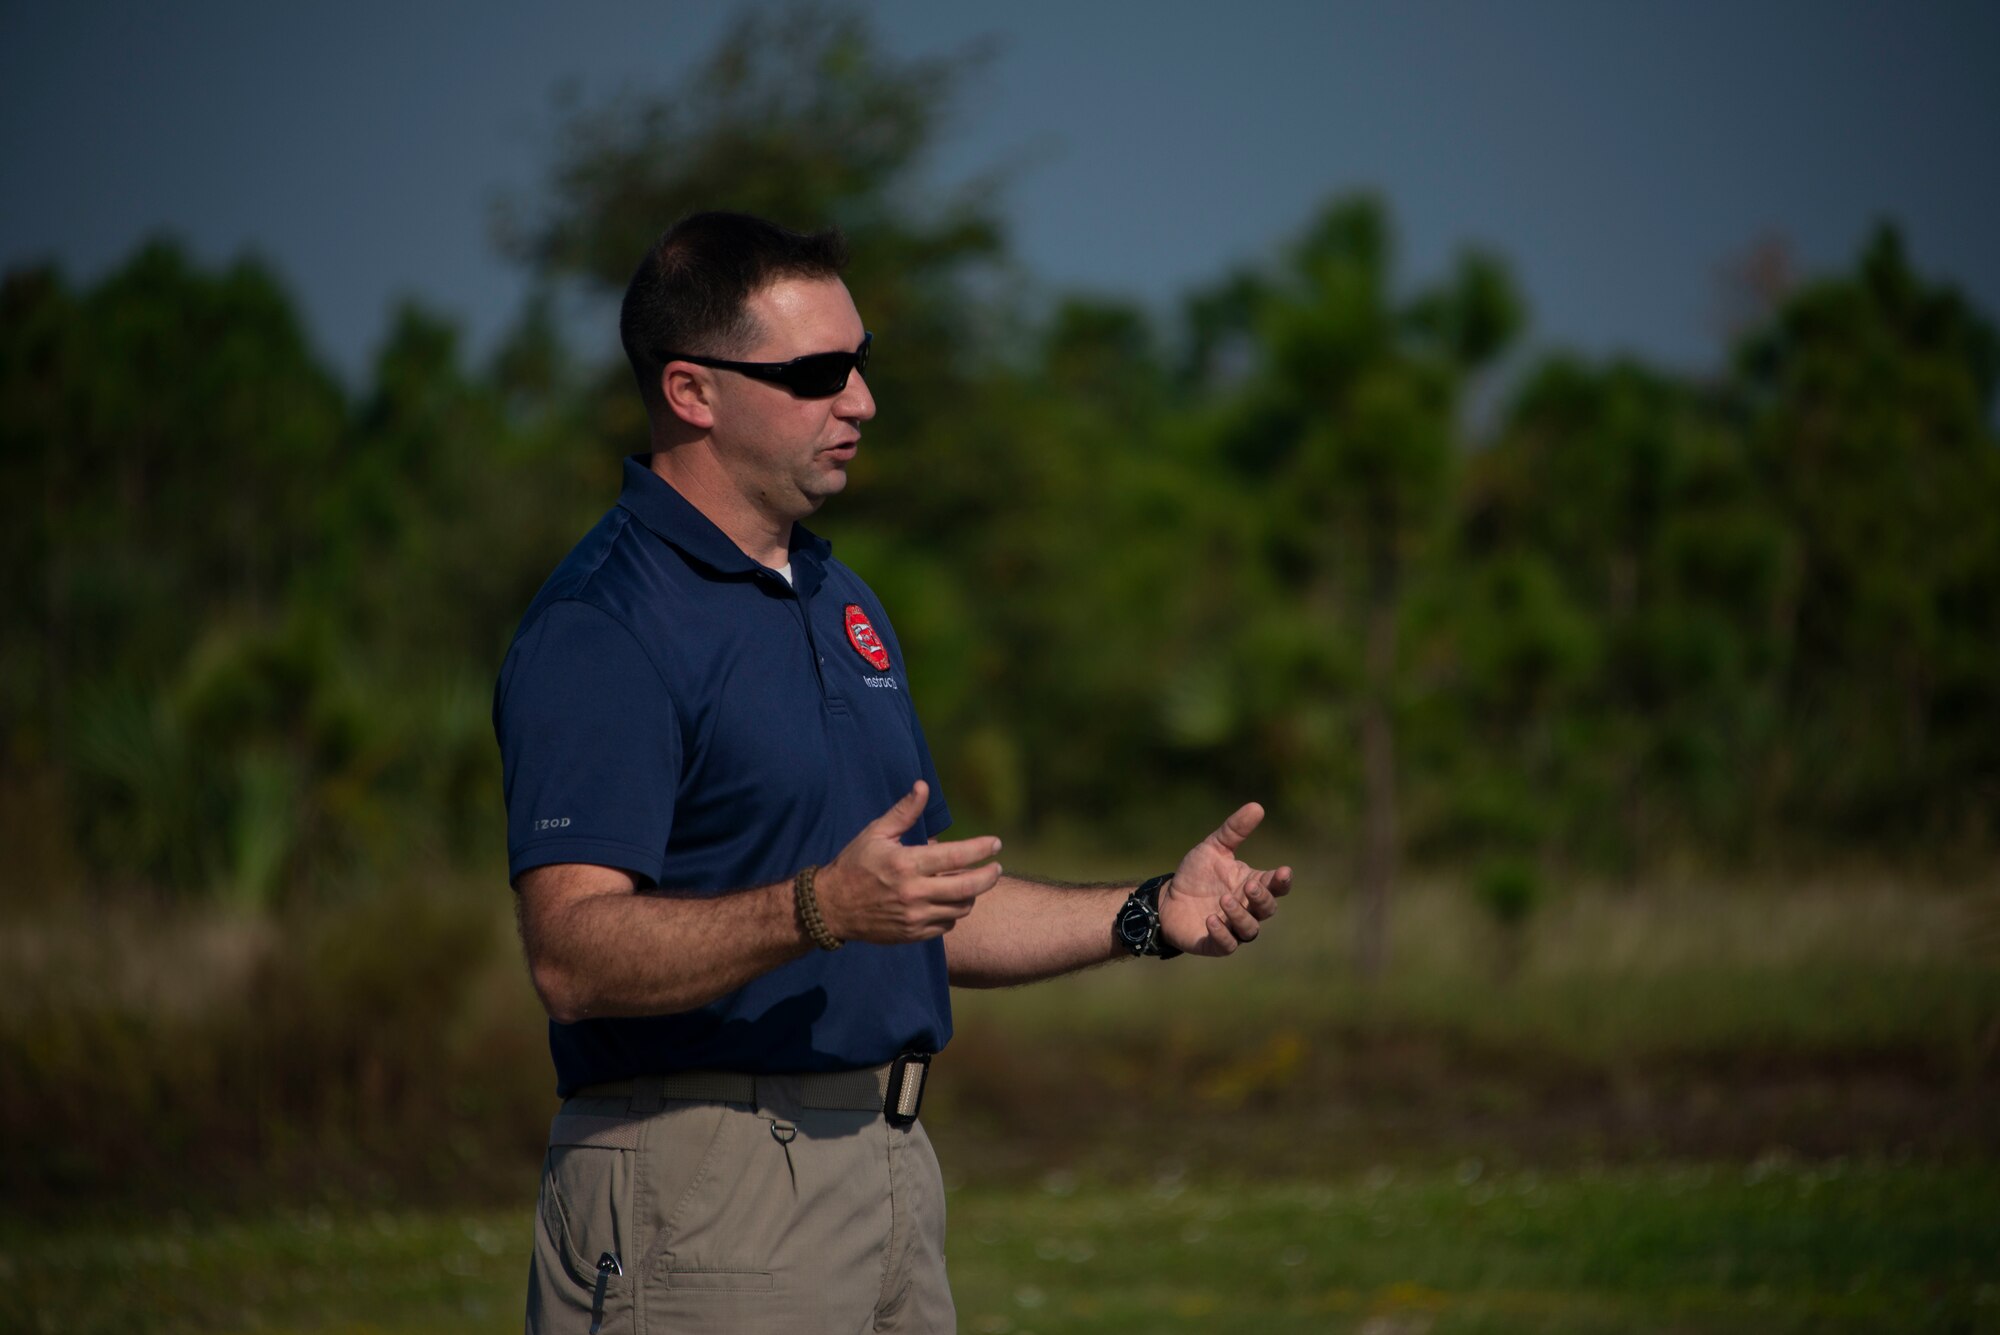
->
[666, 332, 872, 398]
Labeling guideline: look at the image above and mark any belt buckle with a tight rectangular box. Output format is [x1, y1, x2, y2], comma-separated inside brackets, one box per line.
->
[884, 1052, 931, 1127]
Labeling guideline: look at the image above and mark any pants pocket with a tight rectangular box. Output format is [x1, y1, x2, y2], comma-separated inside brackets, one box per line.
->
[529, 1099, 739, 1333]
[530, 1144, 634, 1334]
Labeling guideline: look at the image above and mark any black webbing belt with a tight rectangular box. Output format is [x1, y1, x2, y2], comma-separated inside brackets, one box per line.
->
[573, 1052, 932, 1127]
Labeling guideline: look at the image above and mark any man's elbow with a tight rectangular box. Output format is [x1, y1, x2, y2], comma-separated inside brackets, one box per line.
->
[528, 955, 593, 1025]
[515, 867, 629, 1023]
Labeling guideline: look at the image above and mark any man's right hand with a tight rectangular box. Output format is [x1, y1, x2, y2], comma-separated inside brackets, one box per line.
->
[815, 781, 1002, 944]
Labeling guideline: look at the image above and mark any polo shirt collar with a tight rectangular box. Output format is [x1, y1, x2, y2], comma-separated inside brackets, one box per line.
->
[616, 455, 832, 594]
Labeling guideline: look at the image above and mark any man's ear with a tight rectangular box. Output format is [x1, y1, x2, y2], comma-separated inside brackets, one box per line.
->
[661, 364, 716, 430]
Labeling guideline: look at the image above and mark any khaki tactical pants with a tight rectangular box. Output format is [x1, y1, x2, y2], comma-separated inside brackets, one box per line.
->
[526, 1069, 954, 1333]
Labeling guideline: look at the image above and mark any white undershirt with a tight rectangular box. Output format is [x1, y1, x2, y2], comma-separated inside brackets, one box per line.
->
[775, 562, 793, 586]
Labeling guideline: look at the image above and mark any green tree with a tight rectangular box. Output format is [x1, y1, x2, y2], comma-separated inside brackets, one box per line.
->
[1450, 356, 1793, 867]
[928, 296, 1212, 836]
[0, 242, 590, 901]
[0, 242, 348, 894]
[1734, 225, 2000, 848]
[1193, 197, 1524, 974]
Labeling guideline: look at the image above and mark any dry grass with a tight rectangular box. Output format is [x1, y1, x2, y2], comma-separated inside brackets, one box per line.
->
[1, 862, 1993, 1212]
[0, 900, 282, 1021]
[953, 864, 2000, 1059]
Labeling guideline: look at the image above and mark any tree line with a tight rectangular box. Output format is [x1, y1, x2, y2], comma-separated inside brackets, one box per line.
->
[4, 7, 1995, 938]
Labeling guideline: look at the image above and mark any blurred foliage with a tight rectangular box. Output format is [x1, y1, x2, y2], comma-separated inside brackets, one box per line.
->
[0, 885, 551, 1213]
[2, 0, 1997, 917]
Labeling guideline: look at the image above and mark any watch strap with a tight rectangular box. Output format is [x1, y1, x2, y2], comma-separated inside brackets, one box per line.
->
[1141, 873, 1182, 959]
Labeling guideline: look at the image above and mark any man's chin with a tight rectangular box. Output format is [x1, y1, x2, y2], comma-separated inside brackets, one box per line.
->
[794, 471, 847, 514]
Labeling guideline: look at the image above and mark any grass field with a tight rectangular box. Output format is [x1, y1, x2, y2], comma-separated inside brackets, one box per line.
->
[4, 871, 1994, 1329]
[3, 1160, 1994, 1333]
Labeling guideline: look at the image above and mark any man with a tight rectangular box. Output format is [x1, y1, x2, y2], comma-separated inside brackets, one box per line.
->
[494, 211, 1292, 1333]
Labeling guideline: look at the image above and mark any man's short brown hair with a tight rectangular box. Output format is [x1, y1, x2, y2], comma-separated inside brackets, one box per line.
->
[619, 211, 849, 412]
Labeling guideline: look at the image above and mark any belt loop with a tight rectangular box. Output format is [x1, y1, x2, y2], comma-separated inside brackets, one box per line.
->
[627, 1076, 665, 1115]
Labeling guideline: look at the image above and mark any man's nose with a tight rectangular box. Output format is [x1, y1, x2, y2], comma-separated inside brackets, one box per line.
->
[840, 369, 876, 422]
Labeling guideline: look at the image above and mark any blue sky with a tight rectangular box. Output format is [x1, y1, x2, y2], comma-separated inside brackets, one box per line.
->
[4, 1, 1995, 387]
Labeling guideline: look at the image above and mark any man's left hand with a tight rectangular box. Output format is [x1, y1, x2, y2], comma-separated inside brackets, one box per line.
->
[1158, 802, 1293, 957]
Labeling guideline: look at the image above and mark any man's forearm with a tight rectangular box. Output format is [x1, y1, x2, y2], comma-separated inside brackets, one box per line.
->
[942, 874, 1133, 987]
[522, 794, 1003, 1022]
[526, 877, 812, 1022]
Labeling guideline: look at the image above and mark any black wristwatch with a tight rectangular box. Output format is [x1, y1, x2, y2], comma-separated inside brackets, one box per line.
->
[1114, 873, 1182, 959]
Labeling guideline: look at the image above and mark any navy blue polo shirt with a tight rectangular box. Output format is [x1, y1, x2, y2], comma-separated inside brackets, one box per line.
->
[493, 456, 954, 1096]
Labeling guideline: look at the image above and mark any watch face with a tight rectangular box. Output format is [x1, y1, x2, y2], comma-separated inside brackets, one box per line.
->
[1115, 899, 1155, 953]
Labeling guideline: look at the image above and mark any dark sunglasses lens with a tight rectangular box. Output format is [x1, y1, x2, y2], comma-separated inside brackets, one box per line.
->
[783, 351, 857, 397]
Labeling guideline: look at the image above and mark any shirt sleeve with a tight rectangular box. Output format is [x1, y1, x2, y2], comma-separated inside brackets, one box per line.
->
[493, 598, 681, 885]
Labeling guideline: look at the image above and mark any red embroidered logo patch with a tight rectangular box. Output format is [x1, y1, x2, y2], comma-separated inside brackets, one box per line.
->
[844, 603, 891, 670]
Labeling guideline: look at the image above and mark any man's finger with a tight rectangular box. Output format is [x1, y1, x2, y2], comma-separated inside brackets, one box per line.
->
[1244, 866, 1291, 914]
[914, 835, 1001, 874]
[1243, 880, 1278, 920]
[1205, 914, 1238, 955]
[1220, 892, 1260, 941]
[1209, 801, 1266, 854]
[931, 863, 1002, 903]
